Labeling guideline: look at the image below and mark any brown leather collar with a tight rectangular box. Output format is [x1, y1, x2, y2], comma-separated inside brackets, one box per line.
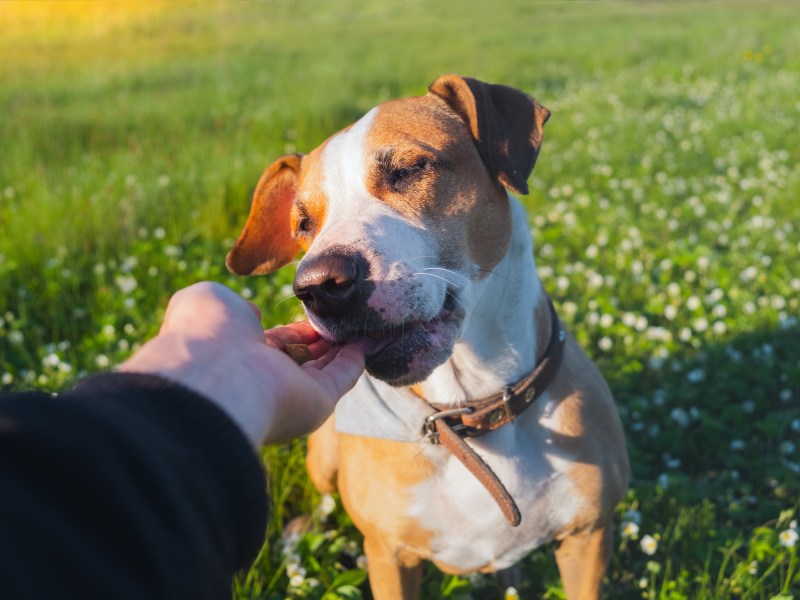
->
[420, 298, 565, 527]
[424, 298, 565, 443]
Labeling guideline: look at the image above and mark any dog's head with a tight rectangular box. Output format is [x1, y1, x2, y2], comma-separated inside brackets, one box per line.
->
[227, 75, 549, 386]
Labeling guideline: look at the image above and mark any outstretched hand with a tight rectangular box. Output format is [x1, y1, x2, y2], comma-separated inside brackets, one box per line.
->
[120, 282, 365, 446]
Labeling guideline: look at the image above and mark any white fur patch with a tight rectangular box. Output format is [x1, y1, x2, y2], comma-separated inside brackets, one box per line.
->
[408, 392, 585, 570]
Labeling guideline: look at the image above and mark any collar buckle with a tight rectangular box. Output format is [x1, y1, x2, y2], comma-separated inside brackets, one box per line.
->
[423, 407, 474, 444]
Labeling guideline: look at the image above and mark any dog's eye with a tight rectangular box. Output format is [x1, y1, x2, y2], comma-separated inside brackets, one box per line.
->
[387, 158, 429, 191]
[297, 217, 314, 233]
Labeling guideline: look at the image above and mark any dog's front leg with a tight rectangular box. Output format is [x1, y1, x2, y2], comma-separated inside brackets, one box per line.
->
[553, 525, 612, 600]
[363, 536, 423, 600]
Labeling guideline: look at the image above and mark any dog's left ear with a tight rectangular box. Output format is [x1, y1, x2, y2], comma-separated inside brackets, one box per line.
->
[429, 74, 550, 195]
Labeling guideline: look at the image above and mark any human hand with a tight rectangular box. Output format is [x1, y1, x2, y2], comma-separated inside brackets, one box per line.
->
[119, 282, 365, 446]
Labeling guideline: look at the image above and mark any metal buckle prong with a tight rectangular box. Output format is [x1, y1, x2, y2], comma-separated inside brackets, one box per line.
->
[502, 385, 516, 423]
[423, 407, 474, 444]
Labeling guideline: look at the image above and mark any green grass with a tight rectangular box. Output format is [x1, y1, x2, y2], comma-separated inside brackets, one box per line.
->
[1, 1, 799, 598]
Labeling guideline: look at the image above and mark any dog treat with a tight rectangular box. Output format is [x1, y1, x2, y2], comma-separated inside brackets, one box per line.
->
[284, 343, 313, 365]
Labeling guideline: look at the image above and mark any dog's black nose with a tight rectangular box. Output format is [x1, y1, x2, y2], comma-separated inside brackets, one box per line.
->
[293, 251, 364, 317]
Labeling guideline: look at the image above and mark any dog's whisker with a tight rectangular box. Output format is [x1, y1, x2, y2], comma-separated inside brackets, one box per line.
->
[410, 272, 462, 289]
[476, 268, 515, 283]
[423, 267, 471, 284]
[273, 295, 301, 310]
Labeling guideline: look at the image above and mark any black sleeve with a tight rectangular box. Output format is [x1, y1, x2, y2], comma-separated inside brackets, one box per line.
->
[0, 372, 268, 600]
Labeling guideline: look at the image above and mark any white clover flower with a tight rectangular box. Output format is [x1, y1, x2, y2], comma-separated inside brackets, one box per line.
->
[621, 521, 640, 538]
[42, 353, 60, 369]
[121, 256, 138, 272]
[356, 554, 368, 570]
[58, 361, 72, 374]
[639, 576, 649, 589]
[771, 295, 786, 310]
[670, 408, 690, 427]
[598, 337, 613, 351]
[95, 355, 110, 369]
[712, 321, 727, 336]
[344, 540, 359, 555]
[165, 245, 181, 258]
[154, 227, 166, 240]
[101, 324, 116, 337]
[599, 313, 613, 328]
[692, 317, 709, 333]
[158, 175, 170, 187]
[779, 389, 792, 403]
[286, 562, 306, 578]
[1, 373, 13, 385]
[640, 534, 658, 555]
[115, 275, 138, 295]
[288, 574, 305, 587]
[686, 369, 705, 383]
[748, 560, 758, 575]
[319, 493, 336, 517]
[778, 529, 798, 548]
[686, 296, 701, 311]
[679, 328, 692, 342]
[8, 330, 23, 345]
[148, 266, 159, 277]
[504, 586, 520, 600]
[123, 297, 136, 310]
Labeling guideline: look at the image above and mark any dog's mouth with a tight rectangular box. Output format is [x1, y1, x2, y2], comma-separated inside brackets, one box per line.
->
[305, 289, 464, 385]
[354, 290, 459, 354]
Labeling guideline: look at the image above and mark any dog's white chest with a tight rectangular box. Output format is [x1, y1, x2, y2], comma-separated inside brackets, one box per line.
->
[406, 412, 585, 571]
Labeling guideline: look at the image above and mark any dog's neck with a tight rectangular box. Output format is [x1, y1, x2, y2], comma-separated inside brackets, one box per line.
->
[415, 196, 546, 407]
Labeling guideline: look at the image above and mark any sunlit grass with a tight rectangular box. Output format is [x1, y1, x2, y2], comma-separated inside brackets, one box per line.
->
[1, 1, 799, 598]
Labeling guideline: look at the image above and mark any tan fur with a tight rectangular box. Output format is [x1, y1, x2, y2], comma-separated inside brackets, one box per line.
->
[365, 95, 512, 272]
[554, 526, 613, 600]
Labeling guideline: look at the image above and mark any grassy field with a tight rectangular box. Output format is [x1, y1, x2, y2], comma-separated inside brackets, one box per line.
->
[1, 1, 799, 598]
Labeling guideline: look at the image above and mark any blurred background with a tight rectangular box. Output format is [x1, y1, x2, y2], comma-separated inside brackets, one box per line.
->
[1, 1, 798, 598]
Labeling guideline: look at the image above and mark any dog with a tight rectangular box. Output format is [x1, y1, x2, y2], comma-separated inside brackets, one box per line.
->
[227, 75, 629, 599]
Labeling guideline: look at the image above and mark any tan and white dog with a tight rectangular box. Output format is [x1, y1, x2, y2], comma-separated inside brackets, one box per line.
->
[227, 75, 629, 599]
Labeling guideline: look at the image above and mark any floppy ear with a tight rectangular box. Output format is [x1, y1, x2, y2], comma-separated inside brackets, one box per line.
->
[226, 154, 303, 275]
[428, 74, 550, 195]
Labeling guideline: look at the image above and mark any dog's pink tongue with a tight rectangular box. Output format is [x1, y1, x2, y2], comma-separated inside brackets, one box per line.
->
[347, 332, 399, 358]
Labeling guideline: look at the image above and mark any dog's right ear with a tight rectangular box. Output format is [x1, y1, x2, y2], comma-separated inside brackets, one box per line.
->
[226, 154, 303, 275]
